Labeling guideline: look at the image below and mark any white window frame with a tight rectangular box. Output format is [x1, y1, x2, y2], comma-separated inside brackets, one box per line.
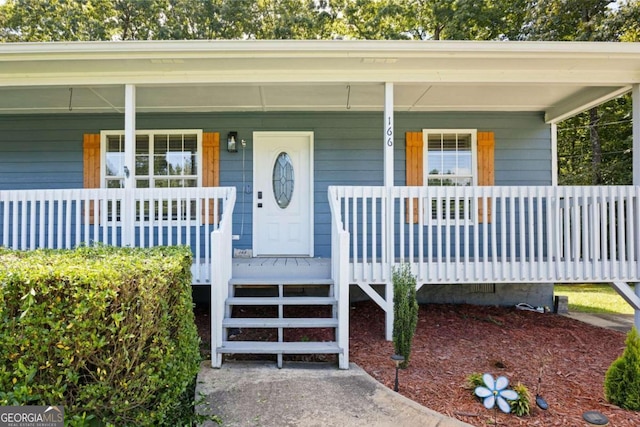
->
[422, 129, 478, 224]
[100, 129, 203, 189]
[99, 129, 203, 224]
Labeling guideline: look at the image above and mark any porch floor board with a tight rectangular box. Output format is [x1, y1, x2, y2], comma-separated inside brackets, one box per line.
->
[232, 257, 331, 280]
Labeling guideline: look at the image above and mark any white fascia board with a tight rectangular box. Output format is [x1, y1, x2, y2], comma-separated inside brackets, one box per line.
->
[545, 86, 632, 123]
[1, 40, 640, 88]
[0, 70, 638, 88]
[2, 39, 640, 59]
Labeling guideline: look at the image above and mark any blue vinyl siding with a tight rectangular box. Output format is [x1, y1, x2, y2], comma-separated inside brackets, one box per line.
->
[0, 111, 551, 257]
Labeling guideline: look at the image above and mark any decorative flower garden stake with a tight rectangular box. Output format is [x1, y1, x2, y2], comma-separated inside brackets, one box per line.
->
[474, 373, 519, 414]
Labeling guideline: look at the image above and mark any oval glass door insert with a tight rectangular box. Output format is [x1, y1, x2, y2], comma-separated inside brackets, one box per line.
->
[272, 152, 294, 209]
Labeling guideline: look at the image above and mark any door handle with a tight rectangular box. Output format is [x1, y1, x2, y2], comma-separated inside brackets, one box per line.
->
[257, 191, 262, 200]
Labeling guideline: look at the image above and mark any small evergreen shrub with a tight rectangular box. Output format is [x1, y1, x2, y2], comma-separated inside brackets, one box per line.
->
[510, 382, 531, 416]
[0, 246, 200, 426]
[604, 326, 640, 410]
[392, 264, 419, 368]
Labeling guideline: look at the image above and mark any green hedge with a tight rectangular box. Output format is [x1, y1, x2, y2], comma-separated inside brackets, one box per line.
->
[0, 246, 200, 426]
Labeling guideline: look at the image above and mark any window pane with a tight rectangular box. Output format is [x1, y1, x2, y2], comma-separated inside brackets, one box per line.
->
[169, 135, 183, 151]
[191, 154, 198, 175]
[106, 135, 124, 177]
[184, 179, 197, 187]
[105, 153, 123, 177]
[136, 179, 150, 188]
[166, 152, 190, 176]
[106, 179, 123, 188]
[458, 152, 472, 175]
[184, 135, 197, 152]
[272, 152, 295, 209]
[155, 134, 169, 154]
[154, 155, 168, 176]
[136, 136, 149, 154]
[155, 179, 168, 188]
[107, 135, 123, 153]
[136, 155, 149, 175]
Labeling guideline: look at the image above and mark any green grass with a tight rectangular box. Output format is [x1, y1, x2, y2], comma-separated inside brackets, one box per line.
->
[554, 284, 636, 314]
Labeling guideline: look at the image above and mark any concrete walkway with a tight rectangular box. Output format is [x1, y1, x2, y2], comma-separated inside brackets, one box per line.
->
[196, 362, 473, 427]
[196, 312, 634, 427]
[563, 312, 635, 333]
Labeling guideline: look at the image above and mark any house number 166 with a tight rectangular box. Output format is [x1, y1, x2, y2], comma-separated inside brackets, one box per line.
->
[386, 117, 393, 147]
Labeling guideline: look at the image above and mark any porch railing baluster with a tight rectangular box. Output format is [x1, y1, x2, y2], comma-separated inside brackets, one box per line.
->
[326, 185, 640, 286]
[0, 187, 235, 285]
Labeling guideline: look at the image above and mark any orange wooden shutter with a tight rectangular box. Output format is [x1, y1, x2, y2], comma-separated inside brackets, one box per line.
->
[477, 131, 495, 223]
[405, 131, 423, 223]
[83, 134, 100, 224]
[202, 132, 220, 223]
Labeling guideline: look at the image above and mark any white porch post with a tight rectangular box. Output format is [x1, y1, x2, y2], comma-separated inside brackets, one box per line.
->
[633, 83, 640, 331]
[122, 84, 136, 246]
[551, 123, 558, 186]
[384, 82, 394, 187]
[124, 84, 136, 190]
[633, 84, 640, 186]
[384, 82, 394, 341]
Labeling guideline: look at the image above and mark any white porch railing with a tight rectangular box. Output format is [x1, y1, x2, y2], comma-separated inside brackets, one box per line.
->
[0, 187, 236, 284]
[210, 187, 235, 368]
[328, 185, 640, 285]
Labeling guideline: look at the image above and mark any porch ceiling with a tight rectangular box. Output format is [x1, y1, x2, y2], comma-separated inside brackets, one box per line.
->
[0, 40, 639, 122]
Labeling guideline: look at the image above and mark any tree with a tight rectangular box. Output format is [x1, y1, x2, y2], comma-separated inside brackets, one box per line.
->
[523, 0, 625, 185]
[0, 0, 117, 42]
[522, 0, 614, 41]
[406, 0, 527, 41]
[338, 0, 413, 40]
[0, 0, 343, 41]
[603, 0, 640, 42]
[557, 95, 633, 185]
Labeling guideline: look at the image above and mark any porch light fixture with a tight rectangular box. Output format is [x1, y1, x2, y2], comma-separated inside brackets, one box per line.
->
[391, 354, 405, 392]
[227, 131, 238, 152]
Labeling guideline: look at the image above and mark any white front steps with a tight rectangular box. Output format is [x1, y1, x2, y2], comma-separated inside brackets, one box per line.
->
[216, 277, 344, 368]
[223, 317, 339, 328]
[218, 341, 342, 355]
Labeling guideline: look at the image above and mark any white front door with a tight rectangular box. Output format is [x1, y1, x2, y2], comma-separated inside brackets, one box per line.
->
[253, 131, 314, 256]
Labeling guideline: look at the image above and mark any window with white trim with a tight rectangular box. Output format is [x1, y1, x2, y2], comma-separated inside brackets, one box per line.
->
[423, 129, 477, 221]
[103, 130, 201, 189]
[102, 130, 202, 222]
[424, 130, 477, 187]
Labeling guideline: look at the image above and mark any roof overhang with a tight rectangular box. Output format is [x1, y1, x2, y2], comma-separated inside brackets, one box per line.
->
[0, 40, 639, 122]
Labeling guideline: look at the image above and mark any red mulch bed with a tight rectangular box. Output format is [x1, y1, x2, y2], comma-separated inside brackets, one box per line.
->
[195, 301, 640, 426]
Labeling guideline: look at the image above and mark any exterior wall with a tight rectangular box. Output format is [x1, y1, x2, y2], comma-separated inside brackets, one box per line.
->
[349, 283, 554, 308]
[415, 283, 554, 308]
[0, 111, 551, 258]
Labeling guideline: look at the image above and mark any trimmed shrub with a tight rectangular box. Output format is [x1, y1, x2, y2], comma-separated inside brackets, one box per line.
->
[604, 326, 640, 410]
[392, 264, 419, 368]
[0, 245, 200, 426]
